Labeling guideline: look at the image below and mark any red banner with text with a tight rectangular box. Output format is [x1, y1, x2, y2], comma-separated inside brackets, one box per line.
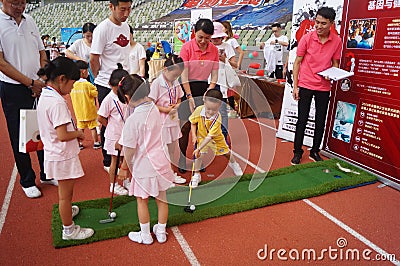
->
[324, 0, 400, 186]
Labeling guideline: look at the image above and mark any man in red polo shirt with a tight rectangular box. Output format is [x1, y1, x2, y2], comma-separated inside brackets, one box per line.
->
[291, 7, 342, 165]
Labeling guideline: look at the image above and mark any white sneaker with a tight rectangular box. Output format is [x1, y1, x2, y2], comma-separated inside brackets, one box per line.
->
[22, 186, 41, 198]
[123, 179, 131, 190]
[72, 205, 79, 218]
[110, 183, 128, 196]
[173, 173, 186, 184]
[190, 173, 201, 188]
[229, 162, 243, 176]
[103, 166, 110, 173]
[128, 231, 153, 245]
[40, 179, 58, 186]
[62, 225, 94, 240]
[153, 224, 167, 243]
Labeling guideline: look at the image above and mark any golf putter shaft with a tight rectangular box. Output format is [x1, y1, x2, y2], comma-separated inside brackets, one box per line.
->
[188, 143, 196, 204]
[109, 149, 121, 213]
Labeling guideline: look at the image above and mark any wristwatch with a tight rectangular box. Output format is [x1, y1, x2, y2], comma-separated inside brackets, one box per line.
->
[28, 79, 34, 89]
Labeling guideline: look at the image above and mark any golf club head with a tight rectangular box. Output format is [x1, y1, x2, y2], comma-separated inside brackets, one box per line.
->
[184, 206, 194, 213]
[99, 217, 115, 224]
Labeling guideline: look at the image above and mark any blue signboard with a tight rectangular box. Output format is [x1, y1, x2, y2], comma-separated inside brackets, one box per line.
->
[60, 27, 82, 45]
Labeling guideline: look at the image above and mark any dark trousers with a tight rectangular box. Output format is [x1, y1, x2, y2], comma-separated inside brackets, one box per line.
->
[178, 81, 208, 162]
[96, 84, 111, 167]
[269, 65, 284, 79]
[0, 81, 45, 187]
[293, 87, 330, 155]
[214, 85, 228, 140]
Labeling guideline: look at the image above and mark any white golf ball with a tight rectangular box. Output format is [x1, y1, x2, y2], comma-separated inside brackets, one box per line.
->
[110, 212, 117, 218]
[190, 205, 196, 211]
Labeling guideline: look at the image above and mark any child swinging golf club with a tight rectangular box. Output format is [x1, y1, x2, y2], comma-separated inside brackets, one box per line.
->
[189, 89, 243, 188]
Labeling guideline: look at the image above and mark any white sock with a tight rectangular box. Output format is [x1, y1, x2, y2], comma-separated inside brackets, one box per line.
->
[140, 222, 151, 235]
[63, 222, 75, 235]
[157, 223, 166, 232]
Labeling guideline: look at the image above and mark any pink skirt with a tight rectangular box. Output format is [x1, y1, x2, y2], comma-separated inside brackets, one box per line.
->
[129, 170, 175, 199]
[161, 125, 182, 145]
[104, 138, 124, 156]
[44, 156, 84, 180]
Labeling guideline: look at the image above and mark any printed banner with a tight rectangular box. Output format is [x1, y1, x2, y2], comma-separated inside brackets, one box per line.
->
[324, 0, 400, 186]
[60, 27, 82, 45]
[276, 0, 344, 146]
[167, 0, 292, 28]
[173, 19, 191, 54]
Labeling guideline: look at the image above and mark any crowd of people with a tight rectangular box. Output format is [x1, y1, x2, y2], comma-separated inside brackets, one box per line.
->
[0, 0, 244, 244]
[0, 0, 340, 246]
[346, 19, 376, 49]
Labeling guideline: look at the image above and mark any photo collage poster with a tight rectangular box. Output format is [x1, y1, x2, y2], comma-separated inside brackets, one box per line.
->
[324, 0, 400, 185]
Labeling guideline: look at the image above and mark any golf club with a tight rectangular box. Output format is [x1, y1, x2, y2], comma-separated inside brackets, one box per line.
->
[99, 149, 121, 223]
[184, 144, 196, 213]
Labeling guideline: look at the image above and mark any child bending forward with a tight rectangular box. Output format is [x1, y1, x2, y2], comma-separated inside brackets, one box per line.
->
[189, 89, 243, 188]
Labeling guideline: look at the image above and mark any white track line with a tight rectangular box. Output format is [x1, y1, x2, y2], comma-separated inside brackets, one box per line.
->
[248, 118, 278, 131]
[171, 226, 200, 266]
[0, 164, 17, 235]
[303, 199, 399, 265]
[233, 146, 398, 265]
[231, 150, 265, 173]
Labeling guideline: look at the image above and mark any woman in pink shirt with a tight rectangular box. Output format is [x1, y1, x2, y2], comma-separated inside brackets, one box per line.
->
[37, 57, 94, 240]
[149, 54, 186, 184]
[118, 75, 175, 245]
[178, 18, 219, 173]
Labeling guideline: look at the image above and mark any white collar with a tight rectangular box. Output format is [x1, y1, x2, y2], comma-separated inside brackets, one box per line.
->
[200, 106, 218, 120]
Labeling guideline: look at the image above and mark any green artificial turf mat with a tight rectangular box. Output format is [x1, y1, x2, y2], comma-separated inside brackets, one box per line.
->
[52, 159, 377, 248]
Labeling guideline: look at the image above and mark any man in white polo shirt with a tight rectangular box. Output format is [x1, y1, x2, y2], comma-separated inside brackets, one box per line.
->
[90, 0, 132, 173]
[0, 0, 55, 198]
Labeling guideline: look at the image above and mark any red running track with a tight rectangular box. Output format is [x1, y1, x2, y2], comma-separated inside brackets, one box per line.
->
[0, 99, 398, 265]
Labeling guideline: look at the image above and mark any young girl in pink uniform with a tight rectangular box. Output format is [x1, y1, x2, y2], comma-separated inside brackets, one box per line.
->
[148, 54, 186, 184]
[36, 57, 94, 240]
[118, 75, 175, 245]
[98, 64, 130, 195]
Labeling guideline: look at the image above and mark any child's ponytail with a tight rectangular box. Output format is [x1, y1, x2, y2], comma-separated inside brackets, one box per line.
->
[109, 63, 129, 87]
[37, 57, 80, 82]
[164, 54, 184, 71]
[117, 74, 150, 104]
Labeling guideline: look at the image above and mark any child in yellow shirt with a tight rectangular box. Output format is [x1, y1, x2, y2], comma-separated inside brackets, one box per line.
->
[189, 89, 243, 188]
[70, 60, 101, 149]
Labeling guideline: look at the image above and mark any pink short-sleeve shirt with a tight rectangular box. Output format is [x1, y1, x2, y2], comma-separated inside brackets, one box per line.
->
[37, 87, 80, 161]
[297, 31, 342, 91]
[179, 38, 219, 81]
[148, 74, 184, 127]
[119, 102, 172, 179]
[98, 91, 126, 141]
